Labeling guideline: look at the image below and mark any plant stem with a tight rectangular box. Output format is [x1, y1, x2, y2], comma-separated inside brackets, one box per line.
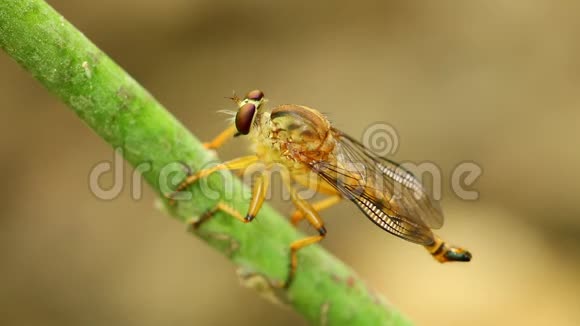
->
[0, 1, 412, 325]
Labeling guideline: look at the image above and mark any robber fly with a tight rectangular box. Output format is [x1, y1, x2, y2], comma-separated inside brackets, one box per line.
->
[169, 90, 471, 287]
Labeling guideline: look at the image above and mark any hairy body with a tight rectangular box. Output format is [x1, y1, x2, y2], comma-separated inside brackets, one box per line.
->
[169, 90, 471, 287]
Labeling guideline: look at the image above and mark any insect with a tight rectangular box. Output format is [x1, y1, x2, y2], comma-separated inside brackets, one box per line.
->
[169, 90, 472, 287]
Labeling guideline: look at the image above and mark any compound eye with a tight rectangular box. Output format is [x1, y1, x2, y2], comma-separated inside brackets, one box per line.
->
[235, 103, 256, 135]
[245, 89, 264, 101]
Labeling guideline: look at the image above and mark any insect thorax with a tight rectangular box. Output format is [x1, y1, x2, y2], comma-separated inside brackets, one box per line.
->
[256, 104, 335, 167]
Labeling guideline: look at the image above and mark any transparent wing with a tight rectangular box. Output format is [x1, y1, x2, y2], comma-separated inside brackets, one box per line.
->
[309, 128, 443, 245]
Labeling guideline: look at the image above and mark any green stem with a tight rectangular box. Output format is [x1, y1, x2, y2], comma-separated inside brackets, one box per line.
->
[0, 1, 411, 325]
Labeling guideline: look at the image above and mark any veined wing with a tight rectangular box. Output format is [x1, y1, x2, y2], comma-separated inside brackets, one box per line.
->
[309, 128, 443, 245]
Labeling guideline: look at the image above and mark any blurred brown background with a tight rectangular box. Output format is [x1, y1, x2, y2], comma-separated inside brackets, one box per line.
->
[1, 1, 580, 325]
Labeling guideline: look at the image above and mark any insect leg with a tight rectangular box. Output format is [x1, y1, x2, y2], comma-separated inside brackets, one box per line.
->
[188, 201, 247, 230]
[287, 233, 325, 287]
[290, 195, 342, 226]
[284, 188, 327, 288]
[168, 155, 258, 203]
[425, 234, 472, 263]
[245, 172, 271, 222]
[203, 124, 238, 150]
[186, 169, 270, 229]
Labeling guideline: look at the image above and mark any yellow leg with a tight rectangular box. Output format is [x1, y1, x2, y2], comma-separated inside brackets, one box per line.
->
[189, 201, 247, 229]
[425, 234, 472, 263]
[290, 195, 342, 226]
[246, 172, 271, 221]
[288, 233, 325, 286]
[283, 180, 327, 287]
[167, 155, 258, 203]
[204, 125, 237, 150]
[186, 172, 271, 228]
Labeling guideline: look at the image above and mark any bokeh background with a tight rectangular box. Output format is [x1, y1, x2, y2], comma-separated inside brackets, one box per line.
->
[1, 1, 579, 325]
